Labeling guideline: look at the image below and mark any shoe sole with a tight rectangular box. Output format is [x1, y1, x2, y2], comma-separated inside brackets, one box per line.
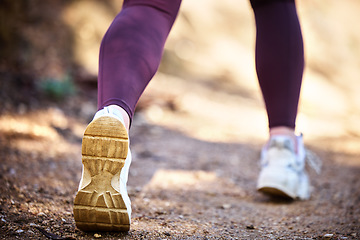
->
[257, 171, 310, 200]
[257, 185, 296, 199]
[74, 116, 130, 231]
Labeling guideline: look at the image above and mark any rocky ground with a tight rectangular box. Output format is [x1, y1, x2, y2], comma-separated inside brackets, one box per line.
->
[0, 74, 359, 239]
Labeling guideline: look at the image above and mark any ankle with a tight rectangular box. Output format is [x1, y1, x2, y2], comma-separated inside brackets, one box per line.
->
[108, 105, 130, 132]
[269, 126, 297, 151]
[270, 126, 295, 136]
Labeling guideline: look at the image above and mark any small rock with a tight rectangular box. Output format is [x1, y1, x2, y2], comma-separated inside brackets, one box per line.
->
[323, 233, 334, 239]
[37, 212, 46, 217]
[351, 233, 357, 237]
[16, 229, 24, 233]
[221, 204, 231, 209]
[246, 225, 255, 230]
[94, 233, 102, 238]
[1, 218, 6, 223]
[9, 168, 16, 175]
[155, 210, 166, 215]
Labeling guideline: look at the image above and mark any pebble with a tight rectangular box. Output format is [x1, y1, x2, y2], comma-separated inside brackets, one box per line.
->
[94, 233, 102, 238]
[37, 212, 46, 217]
[222, 204, 231, 209]
[323, 233, 334, 239]
[16, 229, 24, 233]
[9, 168, 16, 175]
[246, 225, 255, 230]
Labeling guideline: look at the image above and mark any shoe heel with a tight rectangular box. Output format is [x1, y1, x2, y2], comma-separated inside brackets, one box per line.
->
[74, 116, 130, 231]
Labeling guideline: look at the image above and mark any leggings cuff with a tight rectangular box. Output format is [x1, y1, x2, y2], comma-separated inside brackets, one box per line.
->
[98, 99, 134, 126]
[250, 0, 294, 9]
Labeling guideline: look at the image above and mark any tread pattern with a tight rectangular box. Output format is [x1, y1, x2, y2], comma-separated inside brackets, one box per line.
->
[74, 116, 130, 232]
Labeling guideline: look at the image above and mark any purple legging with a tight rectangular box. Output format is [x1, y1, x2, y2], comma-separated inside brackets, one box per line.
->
[98, 0, 304, 129]
[251, 0, 304, 129]
[97, 0, 181, 119]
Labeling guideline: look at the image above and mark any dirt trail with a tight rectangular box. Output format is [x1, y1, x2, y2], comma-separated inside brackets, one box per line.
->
[0, 89, 359, 239]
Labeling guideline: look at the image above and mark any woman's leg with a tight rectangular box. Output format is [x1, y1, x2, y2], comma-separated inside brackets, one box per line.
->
[250, 0, 313, 200]
[74, 1, 182, 232]
[250, 0, 304, 140]
[97, 0, 182, 129]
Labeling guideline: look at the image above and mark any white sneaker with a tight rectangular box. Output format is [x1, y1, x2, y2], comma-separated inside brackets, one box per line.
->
[74, 106, 132, 231]
[256, 134, 320, 200]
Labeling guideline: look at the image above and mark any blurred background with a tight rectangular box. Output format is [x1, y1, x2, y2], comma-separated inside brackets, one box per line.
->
[1, 0, 360, 146]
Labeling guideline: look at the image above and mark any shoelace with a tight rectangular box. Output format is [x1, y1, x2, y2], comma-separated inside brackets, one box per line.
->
[261, 138, 322, 175]
[305, 149, 322, 174]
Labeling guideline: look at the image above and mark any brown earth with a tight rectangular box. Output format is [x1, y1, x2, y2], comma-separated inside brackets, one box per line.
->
[0, 79, 359, 239]
[1, 0, 360, 239]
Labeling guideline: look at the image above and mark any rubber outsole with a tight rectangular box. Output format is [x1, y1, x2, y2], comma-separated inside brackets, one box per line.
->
[257, 185, 295, 199]
[74, 116, 130, 232]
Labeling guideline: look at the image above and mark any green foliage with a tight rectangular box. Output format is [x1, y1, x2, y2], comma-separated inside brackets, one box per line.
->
[38, 74, 76, 100]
